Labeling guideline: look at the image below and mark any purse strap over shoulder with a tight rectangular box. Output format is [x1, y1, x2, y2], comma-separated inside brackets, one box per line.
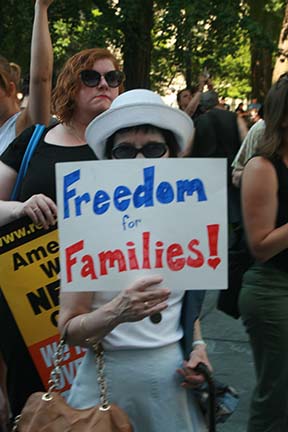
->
[10, 124, 46, 201]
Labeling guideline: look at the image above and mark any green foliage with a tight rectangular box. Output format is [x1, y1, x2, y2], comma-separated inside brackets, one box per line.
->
[214, 37, 251, 99]
[149, 0, 247, 96]
[0, 0, 34, 75]
[0, 0, 286, 98]
[51, 1, 122, 73]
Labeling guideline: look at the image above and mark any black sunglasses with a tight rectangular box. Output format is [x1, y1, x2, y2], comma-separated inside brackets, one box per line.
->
[80, 69, 124, 88]
[112, 142, 169, 159]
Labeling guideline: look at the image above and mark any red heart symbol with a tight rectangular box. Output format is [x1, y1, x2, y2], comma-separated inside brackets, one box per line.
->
[208, 257, 221, 269]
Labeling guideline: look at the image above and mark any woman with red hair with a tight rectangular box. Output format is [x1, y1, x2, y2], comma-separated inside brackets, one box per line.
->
[0, 46, 124, 423]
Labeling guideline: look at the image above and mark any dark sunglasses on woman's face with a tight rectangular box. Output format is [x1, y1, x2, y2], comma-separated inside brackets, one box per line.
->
[112, 142, 169, 159]
[80, 69, 125, 88]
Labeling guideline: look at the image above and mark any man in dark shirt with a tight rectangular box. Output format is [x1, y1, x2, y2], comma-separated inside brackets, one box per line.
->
[190, 90, 248, 224]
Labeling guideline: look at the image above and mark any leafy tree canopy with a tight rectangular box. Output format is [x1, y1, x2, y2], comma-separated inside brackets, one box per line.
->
[0, 0, 286, 99]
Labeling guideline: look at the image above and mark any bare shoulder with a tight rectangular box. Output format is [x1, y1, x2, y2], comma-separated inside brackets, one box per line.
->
[244, 156, 276, 176]
[243, 156, 277, 193]
[45, 123, 63, 144]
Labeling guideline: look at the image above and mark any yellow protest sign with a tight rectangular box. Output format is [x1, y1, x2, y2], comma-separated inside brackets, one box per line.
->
[0, 216, 85, 393]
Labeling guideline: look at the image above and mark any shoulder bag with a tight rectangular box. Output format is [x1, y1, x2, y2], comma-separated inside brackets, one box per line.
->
[12, 339, 133, 432]
[10, 124, 46, 200]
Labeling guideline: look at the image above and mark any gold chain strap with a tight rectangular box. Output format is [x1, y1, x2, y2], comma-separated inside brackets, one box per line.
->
[91, 342, 110, 410]
[46, 338, 110, 409]
[45, 338, 66, 398]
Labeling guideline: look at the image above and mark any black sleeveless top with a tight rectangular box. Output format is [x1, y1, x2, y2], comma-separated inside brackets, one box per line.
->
[266, 155, 288, 272]
[0, 125, 96, 416]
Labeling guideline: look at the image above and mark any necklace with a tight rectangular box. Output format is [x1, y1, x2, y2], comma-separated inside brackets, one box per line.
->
[64, 123, 86, 144]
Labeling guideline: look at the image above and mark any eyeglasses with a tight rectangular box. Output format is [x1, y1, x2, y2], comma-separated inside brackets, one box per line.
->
[111, 142, 169, 159]
[80, 69, 124, 88]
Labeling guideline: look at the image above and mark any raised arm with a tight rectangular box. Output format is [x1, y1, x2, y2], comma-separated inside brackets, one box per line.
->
[183, 75, 207, 118]
[16, 0, 54, 135]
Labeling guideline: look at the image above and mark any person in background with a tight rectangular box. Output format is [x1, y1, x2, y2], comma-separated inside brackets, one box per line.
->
[235, 102, 245, 116]
[0, 47, 123, 424]
[239, 73, 288, 432]
[187, 89, 248, 261]
[59, 89, 212, 432]
[219, 96, 230, 110]
[232, 104, 265, 188]
[0, 0, 54, 156]
[177, 73, 212, 120]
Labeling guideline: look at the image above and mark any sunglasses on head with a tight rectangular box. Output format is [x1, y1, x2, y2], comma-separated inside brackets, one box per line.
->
[111, 141, 169, 159]
[80, 69, 124, 88]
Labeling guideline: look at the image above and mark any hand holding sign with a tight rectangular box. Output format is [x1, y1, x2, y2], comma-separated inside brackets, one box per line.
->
[18, 193, 57, 230]
[110, 275, 170, 323]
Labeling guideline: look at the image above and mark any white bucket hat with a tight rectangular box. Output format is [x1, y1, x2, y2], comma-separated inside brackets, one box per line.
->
[85, 89, 194, 159]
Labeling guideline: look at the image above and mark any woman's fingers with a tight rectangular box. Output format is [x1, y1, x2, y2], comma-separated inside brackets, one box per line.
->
[127, 275, 170, 309]
[145, 300, 169, 316]
[22, 194, 57, 229]
[114, 275, 170, 323]
[177, 367, 206, 387]
[131, 275, 164, 291]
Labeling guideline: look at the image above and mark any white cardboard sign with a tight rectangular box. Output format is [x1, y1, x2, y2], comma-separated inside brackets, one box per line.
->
[56, 158, 227, 291]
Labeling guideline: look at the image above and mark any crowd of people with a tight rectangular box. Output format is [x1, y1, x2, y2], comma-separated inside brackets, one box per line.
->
[0, 2, 288, 431]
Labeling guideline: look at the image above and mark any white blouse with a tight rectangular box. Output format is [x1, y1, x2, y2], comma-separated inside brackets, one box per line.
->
[91, 290, 184, 350]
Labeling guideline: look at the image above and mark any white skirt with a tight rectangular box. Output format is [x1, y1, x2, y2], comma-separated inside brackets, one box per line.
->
[67, 342, 207, 432]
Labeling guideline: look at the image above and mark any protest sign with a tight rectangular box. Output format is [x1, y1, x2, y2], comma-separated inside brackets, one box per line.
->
[56, 158, 228, 292]
[0, 217, 86, 394]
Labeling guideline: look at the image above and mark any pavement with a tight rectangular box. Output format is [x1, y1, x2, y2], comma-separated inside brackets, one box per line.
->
[200, 290, 255, 432]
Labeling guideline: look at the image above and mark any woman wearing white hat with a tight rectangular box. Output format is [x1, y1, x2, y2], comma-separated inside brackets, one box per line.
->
[59, 89, 211, 432]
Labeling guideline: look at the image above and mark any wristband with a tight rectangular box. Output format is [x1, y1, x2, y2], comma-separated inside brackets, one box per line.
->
[192, 339, 206, 348]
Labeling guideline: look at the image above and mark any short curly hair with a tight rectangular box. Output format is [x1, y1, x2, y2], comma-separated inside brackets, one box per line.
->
[51, 48, 124, 124]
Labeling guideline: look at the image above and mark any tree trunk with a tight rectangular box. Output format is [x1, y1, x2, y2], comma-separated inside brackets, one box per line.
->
[248, 0, 274, 103]
[120, 0, 153, 90]
[250, 45, 272, 102]
[272, 1, 288, 83]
